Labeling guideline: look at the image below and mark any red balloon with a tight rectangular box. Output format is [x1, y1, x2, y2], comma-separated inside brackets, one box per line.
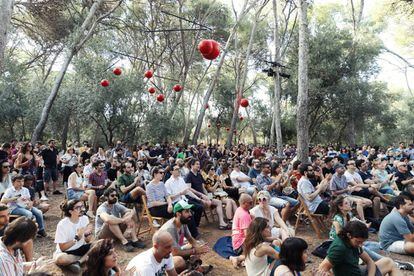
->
[113, 67, 122, 76]
[148, 87, 156, 94]
[156, 94, 165, 102]
[240, 98, 249, 107]
[208, 124, 211, 128]
[233, 130, 237, 134]
[100, 79, 110, 87]
[199, 40, 220, 60]
[144, 70, 153, 78]
[239, 116, 244, 121]
[226, 127, 230, 132]
[205, 103, 209, 109]
[173, 84, 182, 92]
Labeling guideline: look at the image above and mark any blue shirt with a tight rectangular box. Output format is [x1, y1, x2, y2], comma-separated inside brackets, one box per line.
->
[379, 208, 414, 249]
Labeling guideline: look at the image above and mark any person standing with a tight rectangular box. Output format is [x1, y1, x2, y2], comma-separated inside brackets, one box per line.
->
[39, 139, 61, 194]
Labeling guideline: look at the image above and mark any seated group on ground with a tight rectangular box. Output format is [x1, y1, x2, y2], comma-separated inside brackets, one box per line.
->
[0, 140, 414, 275]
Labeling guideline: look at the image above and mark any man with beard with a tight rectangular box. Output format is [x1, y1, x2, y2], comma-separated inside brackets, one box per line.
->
[126, 231, 179, 276]
[298, 163, 330, 215]
[159, 200, 210, 273]
[95, 188, 145, 252]
[39, 139, 61, 194]
[116, 161, 145, 205]
[136, 159, 151, 185]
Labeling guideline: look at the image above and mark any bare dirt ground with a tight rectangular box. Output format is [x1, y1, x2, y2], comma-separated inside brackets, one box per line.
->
[34, 193, 414, 275]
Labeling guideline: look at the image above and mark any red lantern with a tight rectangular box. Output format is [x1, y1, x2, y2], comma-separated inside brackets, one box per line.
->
[100, 79, 110, 87]
[144, 70, 153, 78]
[156, 94, 165, 102]
[148, 87, 156, 94]
[173, 84, 182, 92]
[239, 116, 244, 121]
[226, 127, 230, 132]
[205, 103, 209, 109]
[113, 67, 122, 76]
[240, 98, 249, 107]
[198, 39, 220, 60]
[233, 130, 237, 134]
[208, 124, 211, 128]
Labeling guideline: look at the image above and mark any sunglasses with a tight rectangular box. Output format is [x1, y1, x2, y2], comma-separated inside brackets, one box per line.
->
[2, 165, 10, 168]
[209, 168, 215, 171]
[109, 194, 117, 198]
[158, 171, 165, 174]
[258, 198, 267, 202]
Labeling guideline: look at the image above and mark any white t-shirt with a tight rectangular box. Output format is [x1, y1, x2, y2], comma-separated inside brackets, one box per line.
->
[230, 170, 251, 188]
[61, 154, 78, 167]
[250, 205, 278, 228]
[126, 248, 174, 276]
[54, 216, 89, 255]
[344, 170, 363, 184]
[165, 176, 188, 203]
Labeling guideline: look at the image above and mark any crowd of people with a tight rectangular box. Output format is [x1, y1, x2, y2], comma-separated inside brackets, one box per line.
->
[0, 139, 413, 275]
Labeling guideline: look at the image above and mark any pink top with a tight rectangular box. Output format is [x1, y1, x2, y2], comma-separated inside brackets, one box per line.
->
[231, 207, 252, 250]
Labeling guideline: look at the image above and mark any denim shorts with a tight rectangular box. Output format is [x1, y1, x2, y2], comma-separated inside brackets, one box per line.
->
[67, 189, 85, 200]
[269, 195, 299, 209]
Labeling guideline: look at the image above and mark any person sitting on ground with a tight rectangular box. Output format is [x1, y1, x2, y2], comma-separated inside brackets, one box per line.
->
[203, 163, 237, 224]
[273, 237, 309, 276]
[146, 166, 174, 219]
[229, 194, 254, 268]
[257, 161, 298, 222]
[127, 231, 179, 276]
[83, 239, 121, 276]
[67, 163, 96, 218]
[116, 161, 145, 206]
[159, 200, 211, 274]
[53, 199, 92, 274]
[95, 188, 145, 252]
[244, 217, 280, 276]
[319, 221, 399, 276]
[185, 159, 230, 230]
[23, 175, 50, 215]
[1, 174, 47, 237]
[330, 163, 372, 222]
[0, 203, 33, 262]
[230, 161, 257, 197]
[297, 163, 330, 215]
[250, 191, 293, 241]
[0, 216, 48, 276]
[88, 160, 110, 198]
[379, 195, 414, 255]
[394, 162, 414, 192]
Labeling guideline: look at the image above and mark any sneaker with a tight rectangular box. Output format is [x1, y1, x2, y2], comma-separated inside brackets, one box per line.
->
[86, 211, 95, 219]
[395, 261, 414, 271]
[131, 240, 146, 249]
[123, 242, 135, 252]
[53, 190, 63, 195]
[63, 261, 81, 274]
[40, 196, 49, 201]
[37, 229, 47, 238]
[152, 220, 160, 228]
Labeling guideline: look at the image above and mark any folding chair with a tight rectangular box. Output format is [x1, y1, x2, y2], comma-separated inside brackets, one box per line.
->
[294, 195, 328, 238]
[137, 195, 165, 235]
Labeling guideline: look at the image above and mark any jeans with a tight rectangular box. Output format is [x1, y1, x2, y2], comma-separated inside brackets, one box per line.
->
[11, 206, 44, 231]
[379, 186, 394, 195]
[363, 241, 383, 261]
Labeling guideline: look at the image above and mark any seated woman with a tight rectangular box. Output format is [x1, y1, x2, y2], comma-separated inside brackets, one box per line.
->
[67, 163, 96, 218]
[371, 159, 398, 195]
[83, 239, 121, 276]
[54, 199, 93, 274]
[250, 191, 294, 241]
[146, 166, 174, 219]
[219, 165, 240, 202]
[273, 237, 309, 276]
[244, 217, 280, 276]
[204, 163, 237, 224]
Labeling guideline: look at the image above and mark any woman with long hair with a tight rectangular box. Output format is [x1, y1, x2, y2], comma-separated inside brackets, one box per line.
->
[60, 146, 79, 185]
[274, 237, 308, 276]
[219, 164, 240, 201]
[0, 159, 12, 196]
[244, 217, 280, 276]
[83, 239, 120, 276]
[14, 142, 37, 176]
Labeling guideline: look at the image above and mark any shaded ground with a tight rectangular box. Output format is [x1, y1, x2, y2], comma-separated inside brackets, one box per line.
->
[34, 193, 414, 275]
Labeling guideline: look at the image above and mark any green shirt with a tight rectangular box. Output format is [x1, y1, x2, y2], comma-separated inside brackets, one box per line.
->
[327, 236, 363, 276]
[117, 173, 135, 196]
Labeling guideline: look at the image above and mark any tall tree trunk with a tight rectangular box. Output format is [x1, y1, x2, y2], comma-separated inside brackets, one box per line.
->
[60, 111, 71, 151]
[31, 0, 117, 144]
[0, 0, 14, 72]
[296, 0, 310, 163]
[271, 0, 283, 156]
[226, 1, 268, 146]
[191, 0, 254, 145]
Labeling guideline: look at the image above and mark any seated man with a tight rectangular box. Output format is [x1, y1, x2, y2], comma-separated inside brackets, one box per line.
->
[95, 188, 145, 252]
[23, 175, 50, 215]
[0, 203, 33, 261]
[319, 221, 398, 276]
[159, 200, 210, 274]
[379, 195, 414, 255]
[394, 162, 414, 192]
[230, 162, 257, 196]
[116, 161, 145, 204]
[256, 161, 298, 222]
[88, 160, 110, 198]
[356, 159, 389, 203]
[126, 231, 179, 275]
[0, 174, 47, 237]
[297, 163, 330, 215]
[330, 163, 372, 222]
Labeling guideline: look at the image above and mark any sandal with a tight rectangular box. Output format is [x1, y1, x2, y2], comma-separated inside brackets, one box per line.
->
[218, 225, 231, 230]
[197, 265, 214, 275]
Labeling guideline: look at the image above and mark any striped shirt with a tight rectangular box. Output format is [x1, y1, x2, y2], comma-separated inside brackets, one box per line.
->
[146, 181, 168, 208]
[0, 239, 24, 276]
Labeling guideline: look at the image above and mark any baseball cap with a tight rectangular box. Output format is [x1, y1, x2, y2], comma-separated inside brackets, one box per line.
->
[173, 200, 193, 213]
[333, 163, 345, 170]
